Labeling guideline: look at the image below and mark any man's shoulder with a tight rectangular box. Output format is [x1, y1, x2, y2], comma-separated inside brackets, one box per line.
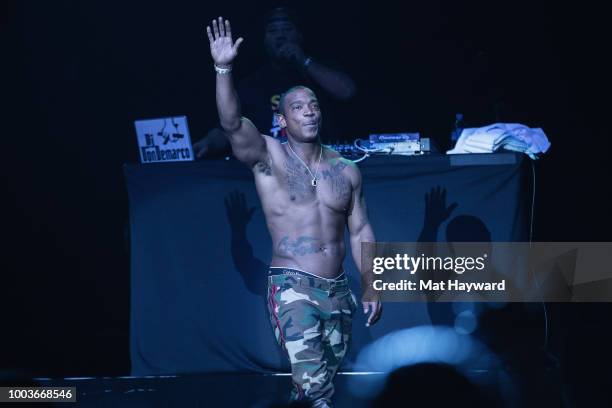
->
[325, 147, 356, 165]
[250, 136, 278, 177]
[262, 136, 289, 163]
[324, 147, 360, 179]
[262, 135, 284, 149]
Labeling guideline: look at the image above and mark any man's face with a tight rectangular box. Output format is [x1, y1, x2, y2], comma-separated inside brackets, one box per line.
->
[264, 20, 301, 60]
[278, 88, 322, 143]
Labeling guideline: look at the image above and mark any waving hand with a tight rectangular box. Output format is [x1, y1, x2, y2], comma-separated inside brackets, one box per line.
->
[206, 17, 244, 66]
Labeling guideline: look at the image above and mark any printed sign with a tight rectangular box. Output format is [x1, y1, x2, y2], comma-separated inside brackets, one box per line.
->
[134, 116, 193, 163]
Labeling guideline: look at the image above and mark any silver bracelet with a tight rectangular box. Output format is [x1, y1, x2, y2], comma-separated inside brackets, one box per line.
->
[303, 57, 313, 68]
[214, 64, 232, 75]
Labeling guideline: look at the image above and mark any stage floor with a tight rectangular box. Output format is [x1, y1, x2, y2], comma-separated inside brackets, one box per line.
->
[23, 367, 522, 407]
[32, 372, 383, 407]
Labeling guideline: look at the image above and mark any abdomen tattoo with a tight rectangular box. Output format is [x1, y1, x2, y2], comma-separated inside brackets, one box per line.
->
[277, 236, 323, 256]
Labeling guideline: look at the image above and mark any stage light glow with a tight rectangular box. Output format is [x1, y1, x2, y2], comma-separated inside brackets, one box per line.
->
[348, 325, 501, 398]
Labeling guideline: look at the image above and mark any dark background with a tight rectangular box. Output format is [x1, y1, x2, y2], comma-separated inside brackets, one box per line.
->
[3, 0, 611, 386]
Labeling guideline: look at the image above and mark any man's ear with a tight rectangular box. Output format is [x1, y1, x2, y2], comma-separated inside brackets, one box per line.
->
[276, 113, 287, 128]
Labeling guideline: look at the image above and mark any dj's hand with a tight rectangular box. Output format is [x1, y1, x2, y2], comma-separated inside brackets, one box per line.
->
[278, 42, 306, 66]
[193, 138, 210, 159]
[206, 17, 244, 67]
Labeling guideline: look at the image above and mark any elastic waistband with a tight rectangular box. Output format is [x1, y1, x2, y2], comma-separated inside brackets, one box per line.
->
[268, 271, 350, 293]
[269, 267, 345, 281]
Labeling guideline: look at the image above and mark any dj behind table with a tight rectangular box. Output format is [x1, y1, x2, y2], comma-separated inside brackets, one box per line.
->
[123, 152, 530, 375]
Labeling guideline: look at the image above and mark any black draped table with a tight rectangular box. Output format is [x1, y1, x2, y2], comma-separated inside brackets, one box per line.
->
[124, 152, 530, 375]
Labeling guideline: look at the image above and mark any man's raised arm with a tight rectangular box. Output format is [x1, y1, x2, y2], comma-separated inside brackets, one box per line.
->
[206, 17, 267, 167]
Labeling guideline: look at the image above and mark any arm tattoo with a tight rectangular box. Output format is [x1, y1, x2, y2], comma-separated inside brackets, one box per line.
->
[277, 236, 323, 256]
[321, 160, 351, 202]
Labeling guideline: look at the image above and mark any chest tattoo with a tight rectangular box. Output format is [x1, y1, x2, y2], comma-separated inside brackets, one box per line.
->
[321, 161, 351, 202]
[284, 156, 314, 200]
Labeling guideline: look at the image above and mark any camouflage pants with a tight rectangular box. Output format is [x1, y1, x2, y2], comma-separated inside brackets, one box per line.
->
[267, 268, 358, 404]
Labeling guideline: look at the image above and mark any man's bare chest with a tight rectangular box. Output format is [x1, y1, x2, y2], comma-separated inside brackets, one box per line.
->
[257, 155, 353, 213]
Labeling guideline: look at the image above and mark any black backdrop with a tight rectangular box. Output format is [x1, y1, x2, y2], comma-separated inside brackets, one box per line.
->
[3, 2, 612, 399]
[125, 154, 529, 375]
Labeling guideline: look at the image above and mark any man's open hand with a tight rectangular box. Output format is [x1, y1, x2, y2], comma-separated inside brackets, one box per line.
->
[424, 186, 457, 228]
[206, 17, 243, 66]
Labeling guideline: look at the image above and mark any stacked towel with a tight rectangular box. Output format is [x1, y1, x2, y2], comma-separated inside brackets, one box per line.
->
[447, 123, 551, 159]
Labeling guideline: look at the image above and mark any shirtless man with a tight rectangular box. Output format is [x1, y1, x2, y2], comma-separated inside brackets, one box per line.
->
[206, 17, 381, 408]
